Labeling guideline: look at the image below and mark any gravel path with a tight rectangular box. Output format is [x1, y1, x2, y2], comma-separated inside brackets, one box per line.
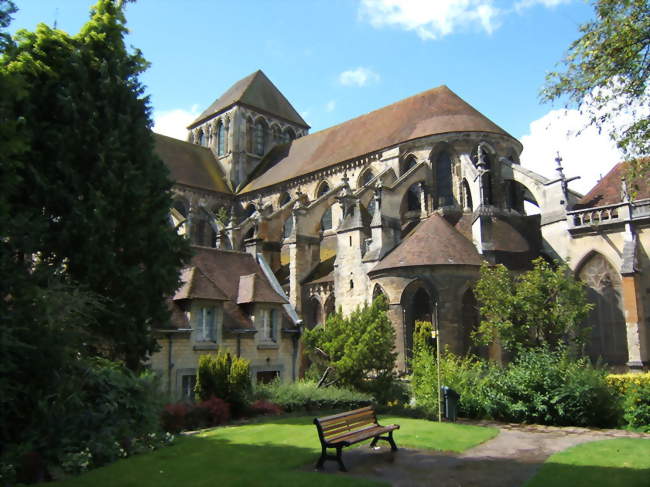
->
[313, 421, 650, 487]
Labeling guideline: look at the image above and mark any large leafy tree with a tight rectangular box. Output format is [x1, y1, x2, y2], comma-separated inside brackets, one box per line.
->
[302, 295, 396, 399]
[541, 0, 649, 177]
[3, 0, 190, 370]
[473, 258, 593, 353]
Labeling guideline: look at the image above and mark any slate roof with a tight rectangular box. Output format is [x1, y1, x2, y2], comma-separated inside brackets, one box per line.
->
[302, 256, 336, 285]
[574, 159, 650, 209]
[370, 214, 482, 273]
[241, 85, 516, 193]
[237, 273, 288, 304]
[189, 70, 309, 129]
[154, 133, 232, 194]
[170, 247, 287, 330]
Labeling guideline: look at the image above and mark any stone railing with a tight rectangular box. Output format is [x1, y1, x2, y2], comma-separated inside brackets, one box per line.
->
[567, 198, 650, 231]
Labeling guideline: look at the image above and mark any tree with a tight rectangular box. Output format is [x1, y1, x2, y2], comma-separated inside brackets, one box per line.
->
[473, 258, 593, 353]
[301, 295, 396, 399]
[3, 0, 190, 370]
[541, 0, 649, 178]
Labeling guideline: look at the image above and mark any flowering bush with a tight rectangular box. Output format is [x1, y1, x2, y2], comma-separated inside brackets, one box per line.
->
[249, 399, 283, 416]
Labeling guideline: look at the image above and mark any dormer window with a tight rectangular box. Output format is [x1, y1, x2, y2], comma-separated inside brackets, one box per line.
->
[197, 306, 218, 342]
[259, 307, 279, 344]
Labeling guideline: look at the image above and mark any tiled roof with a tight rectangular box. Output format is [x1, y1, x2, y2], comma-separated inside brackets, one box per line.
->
[173, 247, 288, 330]
[241, 85, 516, 193]
[153, 133, 232, 194]
[575, 159, 650, 209]
[302, 256, 335, 285]
[189, 70, 309, 129]
[370, 214, 482, 273]
[173, 267, 228, 302]
[237, 273, 287, 304]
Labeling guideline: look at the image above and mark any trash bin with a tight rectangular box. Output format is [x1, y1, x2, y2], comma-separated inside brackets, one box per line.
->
[440, 386, 460, 422]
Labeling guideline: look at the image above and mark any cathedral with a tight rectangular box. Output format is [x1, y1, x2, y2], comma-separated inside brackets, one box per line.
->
[149, 70, 649, 398]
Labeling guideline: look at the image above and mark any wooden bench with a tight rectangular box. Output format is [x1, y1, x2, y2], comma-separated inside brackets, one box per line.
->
[313, 406, 399, 471]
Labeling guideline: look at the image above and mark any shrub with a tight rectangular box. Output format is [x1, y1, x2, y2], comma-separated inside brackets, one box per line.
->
[411, 345, 620, 427]
[301, 296, 396, 402]
[254, 380, 373, 412]
[606, 373, 650, 395]
[195, 352, 252, 416]
[197, 397, 231, 426]
[160, 403, 189, 434]
[249, 400, 284, 416]
[621, 380, 650, 431]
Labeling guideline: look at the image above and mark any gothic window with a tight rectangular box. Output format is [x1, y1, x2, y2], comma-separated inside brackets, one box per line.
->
[435, 151, 453, 207]
[272, 125, 281, 143]
[217, 121, 227, 156]
[316, 181, 330, 198]
[578, 253, 628, 365]
[285, 127, 296, 141]
[401, 155, 417, 176]
[320, 208, 332, 231]
[407, 183, 421, 212]
[246, 118, 254, 153]
[197, 129, 205, 147]
[359, 168, 375, 187]
[254, 119, 267, 156]
[282, 216, 293, 239]
[461, 179, 473, 211]
[306, 296, 322, 329]
[278, 192, 291, 207]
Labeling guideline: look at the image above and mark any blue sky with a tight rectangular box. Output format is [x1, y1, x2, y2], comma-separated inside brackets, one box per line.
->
[10, 0, 628, 193]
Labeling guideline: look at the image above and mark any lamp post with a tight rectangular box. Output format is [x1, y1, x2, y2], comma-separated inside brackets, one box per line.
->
[432, 302, 442, 422]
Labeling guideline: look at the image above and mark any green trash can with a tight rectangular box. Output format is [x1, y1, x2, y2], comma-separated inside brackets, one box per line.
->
[441, 386, 460, 422]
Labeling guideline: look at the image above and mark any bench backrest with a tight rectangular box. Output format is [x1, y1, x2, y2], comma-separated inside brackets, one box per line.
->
[314, 406, 378, 443]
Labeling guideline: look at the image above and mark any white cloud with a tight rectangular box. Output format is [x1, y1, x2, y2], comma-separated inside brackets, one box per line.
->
[325, 100, 337, 112]
[359, 0, 501, 40]
[519, 108, 624, 195]
[339, 67, 380, 87]
[152, 105, 200, 140]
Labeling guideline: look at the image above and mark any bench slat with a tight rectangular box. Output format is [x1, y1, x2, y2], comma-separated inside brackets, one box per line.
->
[317, 406, 373, 423]
[322, 419, 377, 439]
[329, 425, 399, 446]
[320, 410, 375, 429]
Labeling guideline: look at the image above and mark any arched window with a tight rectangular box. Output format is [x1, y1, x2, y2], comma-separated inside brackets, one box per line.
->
[407, 183, 421, 212]
[461, 179, 473, 211]
[197, 130, 205, 146]
[254, 119, 267, 156]
[278, 192, 291, 207]
[578, 253, 628, 365]
[359, 168, 375, 187]
[316, 181, 330, 198]
[282, 216, 293, 239]
[246, 118, 254, 153]
[401, 155, 417, 176]
[285, 127, 296, 141]
[306, 296, 322, 329]
[272, 125, 281, 143]
[217, 121, 226, 156]
[435, 151, 453, 207]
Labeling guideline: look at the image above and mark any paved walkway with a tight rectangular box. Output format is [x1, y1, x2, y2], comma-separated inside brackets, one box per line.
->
[313, 421, 650, 486]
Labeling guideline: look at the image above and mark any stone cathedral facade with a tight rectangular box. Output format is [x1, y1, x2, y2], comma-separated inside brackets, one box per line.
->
[151, 70, 649, 398]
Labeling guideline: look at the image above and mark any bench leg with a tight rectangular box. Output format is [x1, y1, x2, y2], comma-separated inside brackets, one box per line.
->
[370, 437, 379, 448]
[336, 446, 347, 472]
[315, 446, 327, 470]
[387, 431, 398, 451]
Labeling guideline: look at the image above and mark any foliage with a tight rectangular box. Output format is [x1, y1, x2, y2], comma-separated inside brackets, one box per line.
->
[249, 399, 284, 417]
[412, 347, 620, 427]
[527, 438, 650, 487]
[606, 372, 650, 394]
[621, 380, 650, 431]
[0, 357, 171, 481]
[301, 295, 397, 401]
[2, 0, 191, 371]
[473, 258, 593, 353]
[541, 0, 650, 178]
[195, 352, 252, 415]
[254, 380, 373, 412]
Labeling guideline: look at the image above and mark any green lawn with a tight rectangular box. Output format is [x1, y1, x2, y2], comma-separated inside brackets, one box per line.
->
[47, 415, 497, 487]
[525, 438, 650, 487]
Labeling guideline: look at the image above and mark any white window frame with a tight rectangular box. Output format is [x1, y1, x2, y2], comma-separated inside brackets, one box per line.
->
[197, 305, 219, 342]
[258, 307, 279, 344]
